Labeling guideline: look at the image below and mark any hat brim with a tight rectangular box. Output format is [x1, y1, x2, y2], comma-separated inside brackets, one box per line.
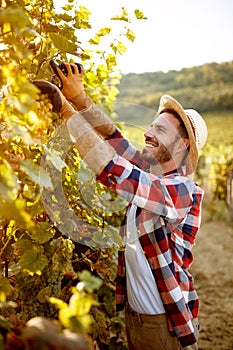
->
[157, 95, 198, 175]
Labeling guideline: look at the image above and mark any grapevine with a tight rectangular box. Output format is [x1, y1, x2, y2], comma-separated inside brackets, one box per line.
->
[35, 93, 53, 119]
[0, 0, 142, 349]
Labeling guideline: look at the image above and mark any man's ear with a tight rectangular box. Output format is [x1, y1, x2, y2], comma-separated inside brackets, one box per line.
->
[176, 137, 190, 152]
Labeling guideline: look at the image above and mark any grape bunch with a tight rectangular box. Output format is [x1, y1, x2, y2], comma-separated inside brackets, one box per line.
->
[35, 93, 53, 119]
[31, 92, 58, 137]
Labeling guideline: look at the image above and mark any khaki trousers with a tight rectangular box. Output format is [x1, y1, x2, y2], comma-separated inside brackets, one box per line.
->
[125, 303, 199, 350]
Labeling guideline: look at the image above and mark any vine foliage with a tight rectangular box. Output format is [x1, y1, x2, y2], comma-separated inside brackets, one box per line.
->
[0, 0, 146, 348]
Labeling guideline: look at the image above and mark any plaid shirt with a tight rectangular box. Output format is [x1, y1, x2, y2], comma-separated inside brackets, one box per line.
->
[97, 130, 204, 347]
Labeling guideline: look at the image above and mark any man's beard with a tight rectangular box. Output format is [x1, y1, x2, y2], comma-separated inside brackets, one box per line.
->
[141, 138, 176, 165]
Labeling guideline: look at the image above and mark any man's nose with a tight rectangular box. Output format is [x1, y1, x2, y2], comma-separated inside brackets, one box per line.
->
[144, 126, 155, 139]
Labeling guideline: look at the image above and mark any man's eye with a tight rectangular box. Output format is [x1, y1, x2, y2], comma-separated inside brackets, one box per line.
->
[157, 127, 165, 133]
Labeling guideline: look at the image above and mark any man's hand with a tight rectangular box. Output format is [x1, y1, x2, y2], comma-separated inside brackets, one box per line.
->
[49, 60, 116, 137]
[50, 61, 85, 101]
[33, 80, 75, 120]
[33, 80, 64, 113]
[182, 343, 198, 350]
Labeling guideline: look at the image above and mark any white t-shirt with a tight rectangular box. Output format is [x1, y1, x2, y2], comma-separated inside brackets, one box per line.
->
[125, 204, 165, 314]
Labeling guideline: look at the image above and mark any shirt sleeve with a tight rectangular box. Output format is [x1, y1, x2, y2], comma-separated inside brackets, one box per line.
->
[106, 129, 150, 171]
[96, 154, 194, 224]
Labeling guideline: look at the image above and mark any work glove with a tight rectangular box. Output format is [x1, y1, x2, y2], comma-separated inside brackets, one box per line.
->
[33, 80, 75, 120]
[33, 79, 115, 175]
[182, 343, 198, 350]
[50, 61, 116, 138]
[50, 60, 91, 109]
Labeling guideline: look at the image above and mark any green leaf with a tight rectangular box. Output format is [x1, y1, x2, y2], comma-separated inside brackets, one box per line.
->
[19, 250, 48, 275]
[13, 239, 33, 254]
[105, 227, 124, 246]
[0, 277, 13, 295]
[36, 286, 52, 303]
[78, 270, 102, 292]
[20, 159, 53, 189]
[0, 316, 12, 332]
[31, 222, 55, 243]
[49, 33, 77, 54]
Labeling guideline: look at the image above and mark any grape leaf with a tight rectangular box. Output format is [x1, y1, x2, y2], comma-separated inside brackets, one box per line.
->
[125, 28, 136, 42]
[0, 163, 19, 201]
[97, 27, 111, 36]
[31, 222, 55, 243]
[0, 7, 30, 29]
[20, 159, 53, 189]
[134, 9, 148, 20]
[0, 200, 32, 228]
[50, 33, 77, 54]
[78, 270, 102, 293]
[43, 145, 67, 172]
[0, 277, 13, 294]
[19, 250, 48, 275]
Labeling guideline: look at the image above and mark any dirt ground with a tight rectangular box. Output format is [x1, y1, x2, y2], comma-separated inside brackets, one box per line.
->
[191, 218, 233, 350]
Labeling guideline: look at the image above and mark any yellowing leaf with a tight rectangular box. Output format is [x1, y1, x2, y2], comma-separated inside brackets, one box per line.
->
[57, 13, 73, 22]
[134, 9, 148, 20]
[97, 27, 111, 36]
[89, 35, 101, 45]
[69, 293, 93, 316]
[59, 306, 92, 332]
[0, 163, 19, 201]
[106, 54, 117, 68]
[111, 7, 129, 22]
[50, 297, 67, 310]
[0, 7, 30, 29]
[125, 28, 136, 42]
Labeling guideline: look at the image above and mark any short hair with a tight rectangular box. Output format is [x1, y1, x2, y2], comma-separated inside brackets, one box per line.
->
[160, 108, 189, 139]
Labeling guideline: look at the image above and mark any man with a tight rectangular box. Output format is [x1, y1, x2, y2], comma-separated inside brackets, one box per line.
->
[34, 61, 208, 350]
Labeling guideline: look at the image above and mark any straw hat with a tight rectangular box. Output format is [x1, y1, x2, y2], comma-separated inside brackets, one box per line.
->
[157, 95, 208, 174]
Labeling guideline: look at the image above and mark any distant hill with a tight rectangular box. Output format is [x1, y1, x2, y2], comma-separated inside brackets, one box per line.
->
[114, 61, 233, 125]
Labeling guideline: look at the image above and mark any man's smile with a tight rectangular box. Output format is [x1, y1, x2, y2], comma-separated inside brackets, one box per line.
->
[144, 137, 159, 148]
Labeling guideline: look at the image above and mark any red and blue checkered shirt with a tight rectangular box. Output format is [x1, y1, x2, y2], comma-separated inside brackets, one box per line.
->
[97, 129, 204, 347]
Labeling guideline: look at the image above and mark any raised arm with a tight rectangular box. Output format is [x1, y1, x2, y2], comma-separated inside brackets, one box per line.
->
[49, 61, 150, 170]
[50, 61, 116, 138]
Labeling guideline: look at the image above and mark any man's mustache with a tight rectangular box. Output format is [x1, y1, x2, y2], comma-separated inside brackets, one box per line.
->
[144, 136, 159, 147]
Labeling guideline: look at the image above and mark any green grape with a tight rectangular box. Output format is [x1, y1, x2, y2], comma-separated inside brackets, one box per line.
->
[35, 93, 53, 119]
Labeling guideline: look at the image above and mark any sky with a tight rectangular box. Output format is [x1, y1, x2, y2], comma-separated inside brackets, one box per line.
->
[55, 0, 233, 74]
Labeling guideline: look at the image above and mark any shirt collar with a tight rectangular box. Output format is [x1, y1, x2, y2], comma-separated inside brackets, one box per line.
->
[159, 165, 187, 177]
